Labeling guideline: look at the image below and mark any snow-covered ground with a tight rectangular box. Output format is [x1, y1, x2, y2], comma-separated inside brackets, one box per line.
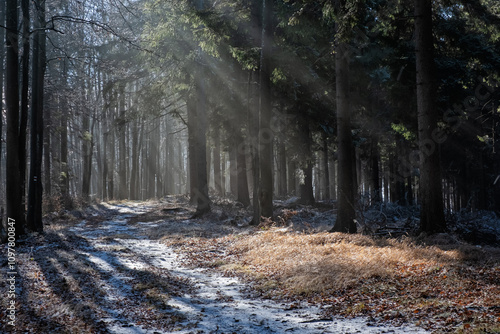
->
[65, 202, 429, 334]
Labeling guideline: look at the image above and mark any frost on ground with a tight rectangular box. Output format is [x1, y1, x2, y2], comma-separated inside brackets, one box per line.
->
[0, 199, 430, 333]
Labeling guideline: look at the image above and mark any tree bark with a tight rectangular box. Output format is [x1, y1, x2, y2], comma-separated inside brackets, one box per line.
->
[331, 42, 356, 233]
[102, 127, 109, 200]
[258, 0, 274, 219]
[81, 113, 93, 200]
[81, 76, 93, 200]
[329, 156, 337, 200]
[323, 132, 330, 200]
[414, 0, 445, 233]
[213, 126, 222, 195]
[237, 136, 251, 207]
[20, 0, 30, 217]
[288, 158, 296, 196]
[249, 0, 262, 224]
[44, 95, 51, 197]
[187, 97, 198, 203]
[370, 136, 380, 202]
[194, 64, 210, 215]
[59, 59, 72, 207]
[108, 105, 115, 200]
[298, 118, 315, 205]
[101, 82, 109, 200]
[230, 143, 238, 196]
[6, 0, 26, 234]
[118, 83, 127, 199]
[27, 0, 46, 232]
[60, 108, 70, 205]
[249, 72, 261, 221]
[0, 0, 5, 215]
[130, 117, 139, 200]
[277, 136, 287, 197]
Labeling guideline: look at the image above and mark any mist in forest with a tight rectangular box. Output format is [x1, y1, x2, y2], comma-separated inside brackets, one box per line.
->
[1, 0, 499, 235]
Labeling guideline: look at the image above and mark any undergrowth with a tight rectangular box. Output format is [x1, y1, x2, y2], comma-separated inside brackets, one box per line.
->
[172, 229, 500, 333]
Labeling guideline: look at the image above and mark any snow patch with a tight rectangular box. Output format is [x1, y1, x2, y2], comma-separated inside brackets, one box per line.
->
[72, 202, 429, 334]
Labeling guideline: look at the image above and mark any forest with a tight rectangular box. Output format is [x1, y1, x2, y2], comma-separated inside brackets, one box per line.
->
[0, 0, 500, 333]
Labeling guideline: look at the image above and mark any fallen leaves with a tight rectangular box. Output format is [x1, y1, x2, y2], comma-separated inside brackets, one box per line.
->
[2, 198, 499, 334]
[171, 227, 500, 333]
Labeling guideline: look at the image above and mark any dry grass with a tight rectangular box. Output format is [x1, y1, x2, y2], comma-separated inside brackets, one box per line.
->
[172, 228, 500, 332]
[229, 231, 471, 294]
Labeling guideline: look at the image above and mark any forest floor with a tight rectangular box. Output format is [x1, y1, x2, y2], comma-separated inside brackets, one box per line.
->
[0, 196, 499, 333]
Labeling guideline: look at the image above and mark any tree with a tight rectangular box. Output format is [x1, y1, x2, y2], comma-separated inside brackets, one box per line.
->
[129, 113, 140, 200]
[258, 0, 274, 219]
[117, 82, 128, 200]
[414, 0, 445, 233]
[27, 0, 46, 232]
[6, 0, 26, 235]
[331, 40, 356, 233]
[19, 0, 30, 217]
[193, 62, 211, 215]
[297, 113, 315, 205]
[192, 0, 211, 216]
[0, 0, 5, 203]
[60, 61, 71, 207]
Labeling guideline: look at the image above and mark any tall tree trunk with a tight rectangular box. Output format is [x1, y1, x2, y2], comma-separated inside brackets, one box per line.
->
[0, 0, 5, 211]
[155, 123, 162, 197]
[371, 136, 380, 202]
[277, 135, 287, 197]
[147, 123, 158, 199]
[81, 75, 93, 200]
[395, 137, 405, 204]
[44, 97, 51, 197]
[236, 137, 251, 206]
[6, 0, 26, 234]
[81, 112, 92, 200]
[298, 118, 315, 205]
[101, 85, 109, 200]
[389, 151, 396, 202]
[213, 126, 222, 195]
[288, 158, 296, 196]
[60, 60, 71, 207]
[27, 0, 46, 232]
[322, 132, 330, 200]
[60, 110, 70, 205]
[249, 0, 262, 224]
[102, 130, 108, 200]
[187, 97, 198, 203]
[0, 0, 4, 242]
[414, 0, 445, 233]
[20, 0, 30, 217]
[137, 121, 144, 199]
[189, 0, 210, 215]
[229, 144, 237, 196]
[118, 83, 127, 199]
[314, 157, 321, 200]
[221, 151, 227, 195]
[331, 42, 356, 233]
[276, 107, 287, 198]
[194, 64, 210, 215]
[130, 117, 139, 200]
[108, 108, 115, 200]
[258, 0, 274, 219]
[329, 156, 336, 200]
[182, 141, 187, 194]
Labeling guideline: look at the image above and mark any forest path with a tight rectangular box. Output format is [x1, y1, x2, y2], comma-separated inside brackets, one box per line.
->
[63, 200, 429, 334]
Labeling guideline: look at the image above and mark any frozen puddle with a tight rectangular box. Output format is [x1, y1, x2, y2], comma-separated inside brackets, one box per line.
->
[72, 203, 429, 334]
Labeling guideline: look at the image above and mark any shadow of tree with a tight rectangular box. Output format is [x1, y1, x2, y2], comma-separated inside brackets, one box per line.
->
[8, 228, 195, 333]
